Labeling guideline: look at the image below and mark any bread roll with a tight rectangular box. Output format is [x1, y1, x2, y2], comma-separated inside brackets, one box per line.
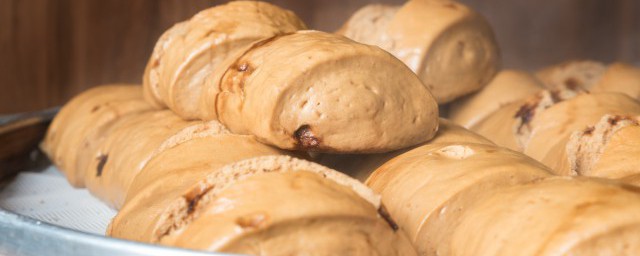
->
[143, 1, 306, 119]
[41, 85, 153, 187]
[109, 135, 285, 242]
[470, 89, 580, 151]
[591, 62, 640, 99]
[84, 111, 230, 208]
[315, 119, 493, 181]
[366, 142, 551, 255]
[451, 177, 640, 255]
[199, 30, 439, 153]
[537, 60, 640, 100]
[449, 70, 542, 128]
[565, 115, 640, 184]
[535, 60, 606, 91]
[525, 93, 640, 165]
[111, 156, 417, 255]
[339, 0, 500, 103]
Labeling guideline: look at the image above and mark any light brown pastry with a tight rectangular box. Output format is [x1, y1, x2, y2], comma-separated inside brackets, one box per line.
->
[199, 30, 439, 153]
[84, 111, 231, 208]
[536, 60, 640, 100]
[565, 115, 640, 184]
[451, 177, 640, 256]
[143, 1, 306, 119]
[366, 142, 551, 255]
[339, 0, 500, 103]
[525, 93, 640, 165]
[111, 156, 417, 255]
[469, 89, 580, 151]
[535, 60, 606, 91]
[109, 135, 286, 242]
[591, 62, 640, 99]
[449, 70, 543, 128]
[315, 118, 493, 181]
[41, 85, 153, 187]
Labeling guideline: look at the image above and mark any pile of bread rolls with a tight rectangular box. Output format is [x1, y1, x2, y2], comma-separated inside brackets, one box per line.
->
[40, 0, 640, 255]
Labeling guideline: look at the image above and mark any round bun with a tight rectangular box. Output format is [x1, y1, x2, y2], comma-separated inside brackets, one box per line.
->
[339, 0, 500, 103]
[143, 1, 306, 119]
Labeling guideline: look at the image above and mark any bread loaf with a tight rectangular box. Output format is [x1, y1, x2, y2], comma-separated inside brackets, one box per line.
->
[565, 115, 640, 184]
[451, 177, 640, 255]
[449, 70, 543, 128]
[41, 85, 153, 187]
[199, 30, 439, 153]
[366, 141, 551, 255]
[339, 0, 500, 103]
[536, 60, 640, 100]
[111, 156, 417, 255]
[83, 110, 234, 208]
[143, 1, 306, 119]
[315, 119, 493, 181]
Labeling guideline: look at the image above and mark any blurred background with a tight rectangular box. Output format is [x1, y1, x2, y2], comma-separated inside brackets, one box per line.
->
[1, 0, 639, 114]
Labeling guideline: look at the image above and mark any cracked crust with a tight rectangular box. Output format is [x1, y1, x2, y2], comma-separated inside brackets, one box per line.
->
[567, 115, 640, 178]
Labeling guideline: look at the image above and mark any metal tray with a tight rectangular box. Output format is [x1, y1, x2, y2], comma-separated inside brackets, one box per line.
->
[0, 109, 231, 256]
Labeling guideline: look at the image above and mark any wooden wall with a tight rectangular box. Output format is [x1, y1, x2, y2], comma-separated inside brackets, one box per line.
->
[1, 0, 639, 114]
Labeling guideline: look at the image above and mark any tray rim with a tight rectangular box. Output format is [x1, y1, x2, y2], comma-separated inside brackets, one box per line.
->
[0, 206, 234, 256]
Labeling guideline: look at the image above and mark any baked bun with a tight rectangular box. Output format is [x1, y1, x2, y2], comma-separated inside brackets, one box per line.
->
[199, 30, 439, 153]
[536, 60, 640, 100]
[524, 93, 640, 165]
[108, 137, 286, 242]
[366, 142, 551, 255]
[83, 111, 208, 208]
[469, 89, 581, 151]
[41, 85, 153, 187]
[339, 0, 500, 103]
[315, 118, 493, 181]
[591, 62, 640, 99]
[535, 60, 606, 91]
[110, 156, 417, 255]
[565, 115, 640, 184]
[453, 177, 640, 255]
[450, 70, 543, 128]
[143, 1, 306, 119]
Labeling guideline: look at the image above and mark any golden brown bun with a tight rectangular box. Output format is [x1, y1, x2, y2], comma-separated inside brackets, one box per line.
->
[565, 115, 640, 184]
[200, 30, 439, 153]
[469, 89, 580, 151]
[450, 70, 542, 128]
[452, 177, 640, 255]
[108, 136, 285, 242]
[143, 1, 306, 119]
[536, 60, 640, 100]
[41, 85, 153, 187]
[525, 93, 640, 166]
[535, 60, 606, 91]
[592, 62, 640, 99]
[84, 111, 202, 208]
[111, 156, 417, 255]
[339, 0, 500, 103]
[315, 118, 492, 181]
[367, 142, 550, 255]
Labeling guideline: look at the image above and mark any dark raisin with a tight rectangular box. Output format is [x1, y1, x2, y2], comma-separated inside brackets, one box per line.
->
[583, 126, 595, 135]
[96, 154, 108, 177]
[378, 206, 399, 231]
[563, 77, 581, 90]
[293, 125, 320, 148]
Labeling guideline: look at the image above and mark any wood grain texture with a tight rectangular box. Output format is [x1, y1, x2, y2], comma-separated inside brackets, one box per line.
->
[1, 0, 638, 114]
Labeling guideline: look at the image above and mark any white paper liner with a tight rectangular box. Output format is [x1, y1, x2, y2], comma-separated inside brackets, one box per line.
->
[0, 166, 116, 235]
